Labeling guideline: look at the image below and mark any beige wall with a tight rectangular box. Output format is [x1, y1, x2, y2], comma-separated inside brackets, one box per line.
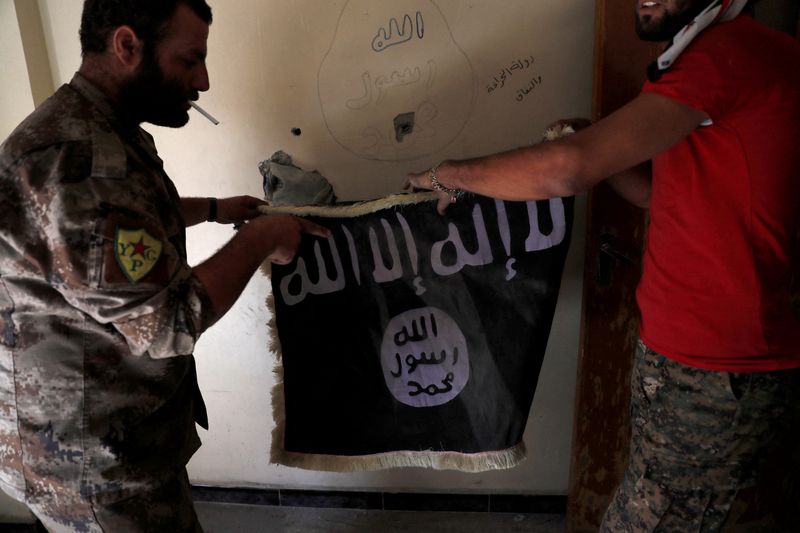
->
[0, 2, 38, 521]
[0, 0, 35, 140]
[5, 0, 594, 502]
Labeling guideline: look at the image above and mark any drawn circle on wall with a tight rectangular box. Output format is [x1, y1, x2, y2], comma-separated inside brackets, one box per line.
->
[380, 307, 469, 407]
[318, 0, 475, 161]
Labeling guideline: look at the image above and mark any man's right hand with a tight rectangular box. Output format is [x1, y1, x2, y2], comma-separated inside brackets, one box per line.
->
[193, 213, 330, 327]
[245, 214, 331, 265]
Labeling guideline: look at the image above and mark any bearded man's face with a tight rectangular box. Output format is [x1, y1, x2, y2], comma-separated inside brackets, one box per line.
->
[121, 47, 196, 128]
[120, 3, 210, 128]
[635, 0, 714, 41]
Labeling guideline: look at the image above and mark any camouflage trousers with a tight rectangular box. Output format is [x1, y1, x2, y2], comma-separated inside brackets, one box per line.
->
[26, 468, 202, 533]
[600, 340, 800, 533]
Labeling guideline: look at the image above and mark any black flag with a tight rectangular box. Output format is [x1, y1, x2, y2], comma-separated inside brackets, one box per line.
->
[268, 193, 573, 472]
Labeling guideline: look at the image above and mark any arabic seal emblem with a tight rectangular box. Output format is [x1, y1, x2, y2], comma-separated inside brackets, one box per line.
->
[380, 307, 469, 407]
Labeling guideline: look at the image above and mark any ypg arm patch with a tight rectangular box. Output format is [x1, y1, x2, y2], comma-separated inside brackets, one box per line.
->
[97, 210, 170, 287]
[114, 228, 163, 283]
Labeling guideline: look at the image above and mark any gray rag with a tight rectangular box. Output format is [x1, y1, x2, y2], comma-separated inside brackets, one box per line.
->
[259, 151, 336, 206]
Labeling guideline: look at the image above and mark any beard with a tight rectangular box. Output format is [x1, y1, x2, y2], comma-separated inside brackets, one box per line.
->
[119, 48, 196, 128]
[635, 1, 714, 42]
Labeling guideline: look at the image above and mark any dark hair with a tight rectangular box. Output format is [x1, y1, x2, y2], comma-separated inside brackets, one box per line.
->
[79, 0, 212, 57]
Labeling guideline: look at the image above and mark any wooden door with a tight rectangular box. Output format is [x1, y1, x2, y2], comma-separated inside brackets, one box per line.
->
[568, 2, 800, 532]
[566, 1, 658, 531]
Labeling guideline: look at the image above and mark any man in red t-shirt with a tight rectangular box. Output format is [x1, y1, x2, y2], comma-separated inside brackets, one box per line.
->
[408, 0, 800, 530]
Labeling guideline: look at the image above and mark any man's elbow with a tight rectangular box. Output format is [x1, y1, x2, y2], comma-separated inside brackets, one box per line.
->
[550, 146, 593, 197]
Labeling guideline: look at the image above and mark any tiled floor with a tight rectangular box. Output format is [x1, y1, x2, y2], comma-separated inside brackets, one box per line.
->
[196, 502, 566, 533]
[1, 493, 567, 532]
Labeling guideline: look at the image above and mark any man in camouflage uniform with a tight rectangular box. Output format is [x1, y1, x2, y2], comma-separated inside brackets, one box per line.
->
[0, 0, 327, 530]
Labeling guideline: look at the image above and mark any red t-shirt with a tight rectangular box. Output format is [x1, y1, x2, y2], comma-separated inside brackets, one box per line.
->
[637, 15, 800, 371]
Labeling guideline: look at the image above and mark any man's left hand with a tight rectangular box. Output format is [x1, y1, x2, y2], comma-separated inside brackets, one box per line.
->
[406, 162, 461, 215]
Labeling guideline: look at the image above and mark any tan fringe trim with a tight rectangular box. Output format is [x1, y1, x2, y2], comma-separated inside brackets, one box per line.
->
[543, 123, 575, 141]
[258, 191, 438, 218]
[260, 123, 573, 221]
[266, 289, 289, 469]
[270, 442, 527, 473]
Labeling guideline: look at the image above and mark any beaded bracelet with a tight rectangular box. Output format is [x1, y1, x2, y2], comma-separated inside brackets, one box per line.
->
[428, 165, 464, 202]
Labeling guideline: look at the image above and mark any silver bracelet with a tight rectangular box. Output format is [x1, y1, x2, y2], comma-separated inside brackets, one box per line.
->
[428, 165, 463, 203]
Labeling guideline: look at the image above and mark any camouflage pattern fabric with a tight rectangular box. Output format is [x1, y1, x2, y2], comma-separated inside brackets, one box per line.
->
[0, 73, 213, 525]
[31, 468, 202, 533]
[601, 340, 800, 532]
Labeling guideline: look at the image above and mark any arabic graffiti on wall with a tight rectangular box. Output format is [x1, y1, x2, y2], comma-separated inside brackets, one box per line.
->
[346, 61, 437, 109]
[372, 11, 425, 52]
[318, 0, 475, 161]
[486, 56, 545, 103]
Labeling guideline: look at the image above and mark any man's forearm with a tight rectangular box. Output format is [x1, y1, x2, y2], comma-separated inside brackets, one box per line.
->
[191, 221, 272, 326]
[448, 140, 586, 201]
[606, 162, 652, 208]
[190, 214, 324, 327]
[180, 197, 214, 227]
[411, 93, 708, 207]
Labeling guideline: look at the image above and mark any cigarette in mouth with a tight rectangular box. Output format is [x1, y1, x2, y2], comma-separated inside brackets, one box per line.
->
[189, 101, 220, 125]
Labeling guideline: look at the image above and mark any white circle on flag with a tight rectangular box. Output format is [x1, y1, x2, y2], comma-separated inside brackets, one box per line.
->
[380, 307, 469, 407]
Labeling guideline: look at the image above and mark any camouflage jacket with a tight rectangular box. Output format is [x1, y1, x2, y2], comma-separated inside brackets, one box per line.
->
[0, 73, 212, 505]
